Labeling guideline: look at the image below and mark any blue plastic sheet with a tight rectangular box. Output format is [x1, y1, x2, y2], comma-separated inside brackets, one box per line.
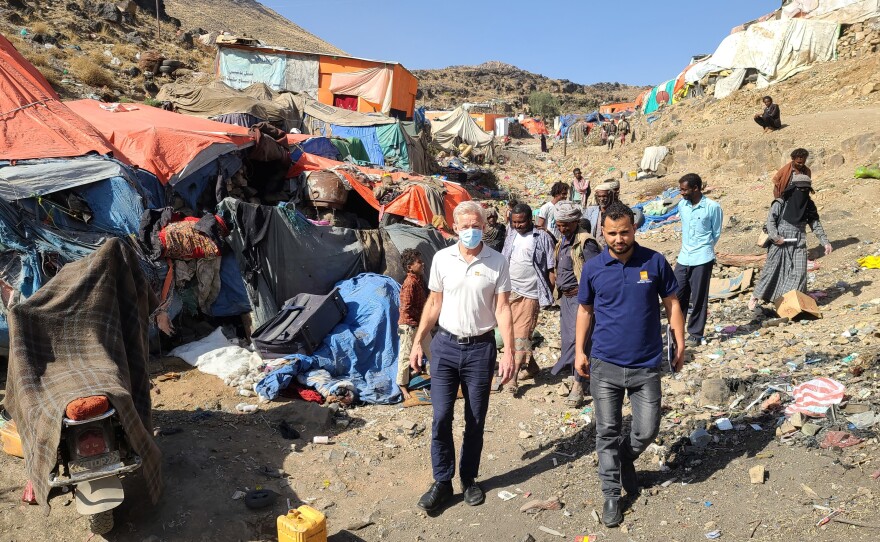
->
[134, 170, 167, 209]
[289, 136, 342, 163]
[255, 273, 402, 404]
[209, 252, 252, 317]
[329, 125, 385, 166]
[633, 187, 681, 232]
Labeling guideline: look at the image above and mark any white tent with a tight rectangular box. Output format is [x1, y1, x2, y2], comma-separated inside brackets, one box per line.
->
[431, 107, 496, 161]
[781, 0, 880, 24]
[686, 19, 839, 91]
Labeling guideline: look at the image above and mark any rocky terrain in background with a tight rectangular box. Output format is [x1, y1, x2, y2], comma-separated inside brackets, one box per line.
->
[414, 61, 646, 113]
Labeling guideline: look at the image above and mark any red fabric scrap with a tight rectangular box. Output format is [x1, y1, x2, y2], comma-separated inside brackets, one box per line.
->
[820, 431, 863, 449]
[280, 382, 324, 404]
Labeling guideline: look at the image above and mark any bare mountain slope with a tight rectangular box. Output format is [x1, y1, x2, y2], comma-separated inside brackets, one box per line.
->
[164, 0, 345, 54]
[414, 61, 646, 112]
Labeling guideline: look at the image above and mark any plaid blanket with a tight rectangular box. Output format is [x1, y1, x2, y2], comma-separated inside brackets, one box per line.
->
[4, 238, 162, 511]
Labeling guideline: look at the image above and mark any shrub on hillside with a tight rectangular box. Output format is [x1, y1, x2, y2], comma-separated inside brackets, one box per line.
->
[70, 57, 114, 88]
[528, 91, 560, 119]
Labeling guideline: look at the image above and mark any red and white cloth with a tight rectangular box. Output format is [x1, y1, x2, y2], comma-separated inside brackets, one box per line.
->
[785, 377, 846, 417]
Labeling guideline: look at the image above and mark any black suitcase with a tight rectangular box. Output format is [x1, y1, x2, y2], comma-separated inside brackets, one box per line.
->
[251, 287, 348, 358]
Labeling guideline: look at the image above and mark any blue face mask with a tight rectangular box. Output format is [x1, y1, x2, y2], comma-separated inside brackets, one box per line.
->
[458, 228, 483, 249]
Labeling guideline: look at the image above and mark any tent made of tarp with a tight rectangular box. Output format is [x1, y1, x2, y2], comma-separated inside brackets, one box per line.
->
[156, 81, 300, 130]
[685, 19, 839, 89]
[0, 34, 117, 161]
[781, 0, 880, 24]
[287, 133, 341, 163]
[520, 118, 549, 135]
[430, 107, 496, 161]
[290, 152, 470, 227]
[642, 79, 677, 114]
[67, 100, 253, 186]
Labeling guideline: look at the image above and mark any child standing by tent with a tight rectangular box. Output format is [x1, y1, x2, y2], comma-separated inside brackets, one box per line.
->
[398, 249, 431, 399]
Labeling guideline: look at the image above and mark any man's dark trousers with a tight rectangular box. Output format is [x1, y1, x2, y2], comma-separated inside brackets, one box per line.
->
[674, 261, 714, 340]
[429, 331, 496, 482]
[552, 294, 588, 384]
[590, 358, 661, 499]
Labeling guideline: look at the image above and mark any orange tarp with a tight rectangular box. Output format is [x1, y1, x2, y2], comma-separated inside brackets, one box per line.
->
[520, 118, 549, 135]
[290, 152, 470, 226]
[0, 35, 116, 161]
[317, 56, 418, 118]
[67, 100, 252, 185]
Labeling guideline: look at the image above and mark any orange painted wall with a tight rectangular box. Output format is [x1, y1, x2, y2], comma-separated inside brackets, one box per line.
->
[317, 56, 418, 118]
[599, 102, 636, 114]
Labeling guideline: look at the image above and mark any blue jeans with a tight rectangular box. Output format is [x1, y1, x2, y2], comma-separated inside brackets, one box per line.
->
[429, 331, 496, 482]
[590, 357, 661, 499]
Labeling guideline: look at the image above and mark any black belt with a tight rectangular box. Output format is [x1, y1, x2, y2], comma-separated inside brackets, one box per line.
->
[439, 328, 493, 345]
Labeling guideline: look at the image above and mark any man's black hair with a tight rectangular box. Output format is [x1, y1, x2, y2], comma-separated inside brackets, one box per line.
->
[401, 248, 423, 271]
[791, 148, 809, 160]
[602, 200, 635, 226]
[511, 203, 533, 218]
[551, 182, 570, 197]
[679, 173, 703, 190]
[762, 96, 773, 102]
[573, 168, 581, 174]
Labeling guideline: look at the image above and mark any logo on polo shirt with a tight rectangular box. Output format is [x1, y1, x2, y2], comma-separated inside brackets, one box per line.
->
[638, 270, 652, 284]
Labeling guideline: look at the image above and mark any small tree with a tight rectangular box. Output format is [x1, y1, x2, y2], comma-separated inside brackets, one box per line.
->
[528, 91, 560, 119]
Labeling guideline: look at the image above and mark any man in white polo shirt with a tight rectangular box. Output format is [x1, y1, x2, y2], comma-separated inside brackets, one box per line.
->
[409, 200, 514, 513]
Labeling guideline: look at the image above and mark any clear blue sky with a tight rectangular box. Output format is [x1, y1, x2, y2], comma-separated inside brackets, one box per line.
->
[262, 0, 778, 86]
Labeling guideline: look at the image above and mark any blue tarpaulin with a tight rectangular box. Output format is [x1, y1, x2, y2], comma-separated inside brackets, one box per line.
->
[255, 273, 402, 404]
[633, 187, 681, 232]
[209, 252, 252, 317]
[289, 136, 342, 163]
[329, 125, 385, 166]
[559, 112, 605, 137]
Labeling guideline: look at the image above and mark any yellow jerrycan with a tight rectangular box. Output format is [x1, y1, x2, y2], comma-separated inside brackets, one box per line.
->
[277, 505, 327, 542]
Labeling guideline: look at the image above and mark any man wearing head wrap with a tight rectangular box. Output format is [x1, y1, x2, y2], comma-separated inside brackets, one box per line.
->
[583, 181, 618, 243]
[749, 175, 831, 311]
[551, 200, 601, 407]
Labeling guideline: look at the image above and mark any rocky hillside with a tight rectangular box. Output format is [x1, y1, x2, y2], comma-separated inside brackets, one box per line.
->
[0, 0, 341, 102]
[414, 61, 646, 113]
[163, 0, 344, 54]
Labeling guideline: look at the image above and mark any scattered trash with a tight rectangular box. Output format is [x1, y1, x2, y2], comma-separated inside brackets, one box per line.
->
[715, 418, 733, 431]
[520, 497, 562, 513]
[785, 378, 845, 417]
[538, 526, 565, 537]
[847, 411, 878, 429]
[705, 529, 722, 539]
[498, 490, 517, 501]
[244, 489, 277, 510]
[236, 403, 258, 413]
[820, 431, 864, 449]
[313, 436, 331, 444]
[690, 428, 712, 447]
[231, 490, 246, 500]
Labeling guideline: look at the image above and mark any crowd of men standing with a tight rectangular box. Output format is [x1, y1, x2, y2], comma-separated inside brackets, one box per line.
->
[406, 154, 828, 528]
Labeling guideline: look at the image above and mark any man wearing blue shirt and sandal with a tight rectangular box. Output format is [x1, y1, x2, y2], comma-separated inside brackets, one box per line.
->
[575, 201, 685, 527]
[675, 173, 722, 347]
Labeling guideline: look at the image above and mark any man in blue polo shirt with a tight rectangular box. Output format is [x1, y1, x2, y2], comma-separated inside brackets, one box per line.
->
[675, 173, 722, 346]
[574, 201, 685, 528]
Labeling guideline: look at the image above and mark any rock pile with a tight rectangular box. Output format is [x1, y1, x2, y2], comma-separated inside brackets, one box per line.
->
[837, 18, 880, 59]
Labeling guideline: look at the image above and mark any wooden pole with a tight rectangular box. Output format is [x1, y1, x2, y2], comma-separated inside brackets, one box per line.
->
[156, 0, 160, 40]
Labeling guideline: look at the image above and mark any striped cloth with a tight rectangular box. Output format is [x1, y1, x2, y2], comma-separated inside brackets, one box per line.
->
[5, 239, 162, 510]
[785, 377, 845, 417]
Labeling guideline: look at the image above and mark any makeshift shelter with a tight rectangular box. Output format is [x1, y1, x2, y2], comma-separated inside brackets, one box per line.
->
[781, 0, 880, 23]
[156, 81, 300, 130]
[289, 152, 471, 227]
[642, 79, 677, 114]
[599, 102, 636, 115]
[216, 43, 418, 119]
[684, 18, 840, 95]
[0, 35, 117, 161]
[520, 118, 550, 135]
[429, 107, 496, 162]
[67, 100, 253, 197]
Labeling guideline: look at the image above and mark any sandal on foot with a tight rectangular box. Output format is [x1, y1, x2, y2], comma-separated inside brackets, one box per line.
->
[565, 386, 584, 408]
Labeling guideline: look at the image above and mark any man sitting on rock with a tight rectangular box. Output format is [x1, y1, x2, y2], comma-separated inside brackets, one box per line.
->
[754, 96, 781, 132]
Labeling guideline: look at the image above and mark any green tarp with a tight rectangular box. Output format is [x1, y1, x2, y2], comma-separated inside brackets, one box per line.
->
[331, 137, 372, 166]
[376, 123, 410, 171]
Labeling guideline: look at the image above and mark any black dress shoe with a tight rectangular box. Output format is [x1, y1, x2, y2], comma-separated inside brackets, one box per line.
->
[603, 498, 623, 527]
[621, 457, 640, 496]
[417, 481, 453, 511]
[461, 479, 485, 506]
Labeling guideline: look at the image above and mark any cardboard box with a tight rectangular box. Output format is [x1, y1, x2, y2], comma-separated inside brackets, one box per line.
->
[774, 290, 822, 319]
